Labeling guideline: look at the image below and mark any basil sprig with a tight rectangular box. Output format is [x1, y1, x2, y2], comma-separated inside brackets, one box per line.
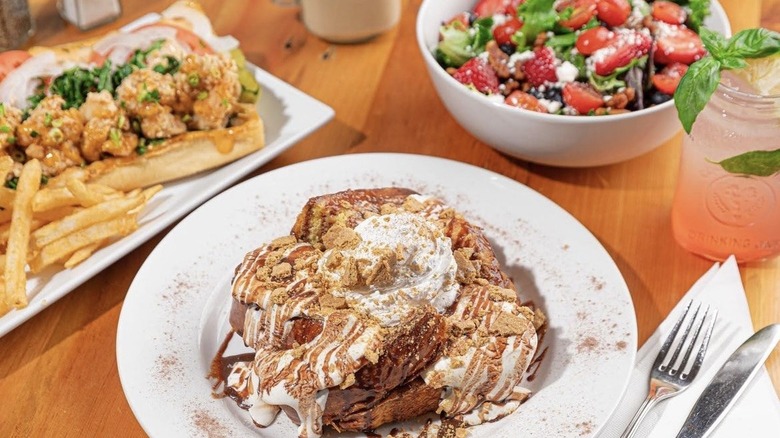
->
[674, 28, 780, 134]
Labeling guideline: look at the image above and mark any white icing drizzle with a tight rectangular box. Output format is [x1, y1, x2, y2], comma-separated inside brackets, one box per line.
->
[422, 285, 537, 420]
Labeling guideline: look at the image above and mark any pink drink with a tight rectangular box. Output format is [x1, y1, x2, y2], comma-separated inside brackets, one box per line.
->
[671, 72, 780, 262]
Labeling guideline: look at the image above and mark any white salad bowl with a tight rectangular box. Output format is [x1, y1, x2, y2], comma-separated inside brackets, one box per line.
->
[416, 0, 732, 167]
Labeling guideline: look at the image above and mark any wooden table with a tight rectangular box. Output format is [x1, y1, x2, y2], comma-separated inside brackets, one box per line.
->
[1, 0, 777, 435]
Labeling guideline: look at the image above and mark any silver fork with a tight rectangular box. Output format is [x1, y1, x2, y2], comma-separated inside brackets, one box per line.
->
[620, 300, 718, 438]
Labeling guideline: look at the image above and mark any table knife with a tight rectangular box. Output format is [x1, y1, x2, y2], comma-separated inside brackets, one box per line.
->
[676, 323, 780, 438]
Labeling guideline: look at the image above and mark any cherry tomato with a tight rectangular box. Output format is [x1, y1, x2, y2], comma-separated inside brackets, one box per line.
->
[0, 50, 32, 82]
[563, 82, 604, 114]
[593, 30, 653, 76]
[575, 26, 615, 55]
[597, 0, 632, 27]
[474, 0, 509, 18]
[651, 62, 689, 95]
[493, 17, 524, 47]
[505, 90, 547, 113]
[557, 0, 598, 30]
[654, 26, 706, 65]
[652, 1, 687, 25]
[504, 0, 524, 15]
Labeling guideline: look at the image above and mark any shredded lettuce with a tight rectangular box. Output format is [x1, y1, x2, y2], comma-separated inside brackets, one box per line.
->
[435, 18, 493, 68]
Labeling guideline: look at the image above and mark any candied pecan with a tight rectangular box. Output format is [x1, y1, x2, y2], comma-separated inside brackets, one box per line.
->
[606, 87, 636, 109]
[511, 62, 526, 81]
[486, 41, 511, 79]
[534, 32, 548, 47]
[502, 78, 520, 96]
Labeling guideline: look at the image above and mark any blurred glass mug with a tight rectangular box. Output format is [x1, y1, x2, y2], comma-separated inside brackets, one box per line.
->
[671, 71, 780, 263]
[0, 0, 34, 51]
[273, 0, 401, 43]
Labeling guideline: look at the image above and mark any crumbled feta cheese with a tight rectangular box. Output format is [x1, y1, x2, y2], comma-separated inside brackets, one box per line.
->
[539, 99, 562, 113]
[508, 50, 535, 65]
[556, 61, 579, 83]
[486, 94, 505, 105]
[478, 51, 490, 61]
[491, 14, 507, 29]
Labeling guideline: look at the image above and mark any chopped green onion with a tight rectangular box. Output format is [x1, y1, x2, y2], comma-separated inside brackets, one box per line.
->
[0, 103, 5, 117]
[30, 130, 38, 138]
[44, 112, 53, 127]
[109, 127, 121, 145]
[181, 114, 192, 122]
[7, 136, 16, 144]
[51, 119, 63, 128]
[196, 90, 208, 100]
[0, 125, 10, 133]
[48, 128, 64, 142]
[187, 73, 200, 87]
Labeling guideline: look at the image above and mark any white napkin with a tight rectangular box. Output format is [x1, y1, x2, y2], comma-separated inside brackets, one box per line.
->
[598, 255, 780, 438]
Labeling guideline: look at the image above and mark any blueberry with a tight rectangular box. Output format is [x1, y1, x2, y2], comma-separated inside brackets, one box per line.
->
[499, 43, 516, 56]
[530, 86, 563, 104]
[649, 91, 672, 105]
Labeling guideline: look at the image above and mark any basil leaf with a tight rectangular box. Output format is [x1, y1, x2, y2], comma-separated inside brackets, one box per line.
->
[674, 56, 721, 134]
[718, 56, 747, 70]
[700, 27, 730, 57]
[717, 149, 780, 177]
[726, 28, 780, 59]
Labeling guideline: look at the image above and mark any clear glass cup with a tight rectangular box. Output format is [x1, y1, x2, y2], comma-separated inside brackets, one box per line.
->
[671, 72, 780, 263]
[0, 0, 34, 51]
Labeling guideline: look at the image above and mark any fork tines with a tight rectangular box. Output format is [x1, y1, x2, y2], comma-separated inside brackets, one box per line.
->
[653, 300, 718, 381]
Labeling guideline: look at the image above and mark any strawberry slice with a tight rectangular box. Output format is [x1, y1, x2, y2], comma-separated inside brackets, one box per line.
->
[505, 90, 547, 112]
[522, 46, 558, 87]
[452, 57, 500, 94]
[576, 26, 615, 55]
[654, 26, 706, 65]
[592, 29, 652, 76]
[563, 82, 604, 114]
[652, 62, 688, 95]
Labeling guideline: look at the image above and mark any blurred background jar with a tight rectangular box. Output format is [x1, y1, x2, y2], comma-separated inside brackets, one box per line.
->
[274, 0, 401, 44]
[0, 0, 34, 51]
[671, 71, 780, 263]
[58, 0, 121, 31]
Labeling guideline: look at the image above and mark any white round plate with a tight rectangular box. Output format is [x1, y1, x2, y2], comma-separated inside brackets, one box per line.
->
[117, 153, 637, 437]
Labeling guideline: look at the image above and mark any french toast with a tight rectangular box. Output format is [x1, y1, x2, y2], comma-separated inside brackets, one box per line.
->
[218, 188, 542, 437]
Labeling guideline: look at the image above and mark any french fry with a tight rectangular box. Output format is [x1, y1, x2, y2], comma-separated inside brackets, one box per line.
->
[0, 208, 11, 224]
[66, 178, 104, 207]
[0, 218, 46, 247]
[32, 195, 144, 249]
[33, 186, 77, 212]
[4, 159, 41, 310]
[63, 240, 106, 269]
[0, 156, 14, 179]
[46, 167, 89, 188]
[29, 214, 137, 274]
[0, 186, 16, 210]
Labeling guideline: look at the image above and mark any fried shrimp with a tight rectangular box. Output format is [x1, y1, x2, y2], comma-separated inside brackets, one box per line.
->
[116, 69, 186, 139]
[17, 96, 85, 176]
[175, 53, 241, 130]
[80, 91, 139, 162]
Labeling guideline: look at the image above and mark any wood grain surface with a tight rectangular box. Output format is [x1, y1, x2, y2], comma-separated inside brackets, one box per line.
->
[0, 0, 777, 436]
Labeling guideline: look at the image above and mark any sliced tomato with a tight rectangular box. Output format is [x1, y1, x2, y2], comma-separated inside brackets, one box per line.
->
[557, 0, 598, 31]
[505, 91, 547, 113]
[0, 50, 32, 83]
[138, 23, 214, 55]
[652, 1, 687, 25]
[493, 17, 524, 46]
[90, 23, 215, 66]
[593, 30, 652, 76]
[575, 26, 615, 55]
[652, 62, 688, 95]
[474, 0, 509, 18]
[563, 82, 604, 114]
[654, 26, 706, 65]
[596, 0, 631, 27]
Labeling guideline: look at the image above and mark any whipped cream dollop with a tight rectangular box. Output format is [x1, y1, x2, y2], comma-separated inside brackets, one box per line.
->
[318, 212, 459, 326]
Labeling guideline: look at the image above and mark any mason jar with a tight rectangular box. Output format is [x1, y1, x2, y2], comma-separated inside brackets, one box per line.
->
[671, 71, 780, 263]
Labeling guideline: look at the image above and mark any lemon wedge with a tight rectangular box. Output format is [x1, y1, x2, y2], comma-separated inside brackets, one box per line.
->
[731, 54, 780, 96]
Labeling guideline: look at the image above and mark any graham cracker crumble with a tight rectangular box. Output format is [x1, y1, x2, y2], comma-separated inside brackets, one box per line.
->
[322, 224, 361, 250]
